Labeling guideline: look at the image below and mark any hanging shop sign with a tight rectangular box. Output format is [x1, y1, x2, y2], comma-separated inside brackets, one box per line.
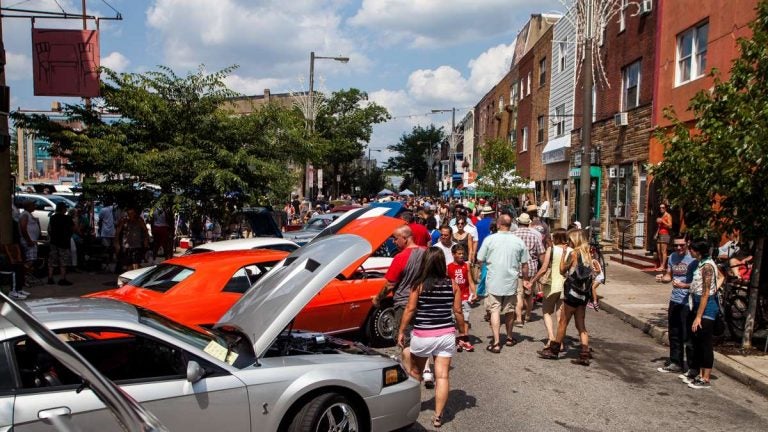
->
[32, 29, 100, 97]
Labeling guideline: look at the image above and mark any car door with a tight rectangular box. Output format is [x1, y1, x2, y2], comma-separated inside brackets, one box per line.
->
[10, 329, 250, 432]
[0, 346, 16, 431]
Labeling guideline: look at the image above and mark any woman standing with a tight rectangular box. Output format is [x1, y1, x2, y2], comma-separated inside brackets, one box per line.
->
[686, 239, 719, 389]
[656, 203, 673, 271]
[537, 228, 593, 366]
[452, 217, 475, 264]
[397, 247, 468, 428]
[529, 229, 570, 349]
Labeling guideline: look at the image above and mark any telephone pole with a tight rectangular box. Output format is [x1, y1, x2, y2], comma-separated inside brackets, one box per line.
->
[0, 0, 14, 245]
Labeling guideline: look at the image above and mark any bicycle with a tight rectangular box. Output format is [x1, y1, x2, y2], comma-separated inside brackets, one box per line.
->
[717, 259, 767, 340]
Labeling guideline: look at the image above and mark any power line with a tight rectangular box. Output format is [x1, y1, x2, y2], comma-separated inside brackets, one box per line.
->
[388, 106, 473, 121]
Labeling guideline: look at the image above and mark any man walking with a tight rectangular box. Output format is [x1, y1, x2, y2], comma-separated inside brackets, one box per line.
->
[657, 235, 697, 375]
[372, 226, 426, 374]
[512, 212, 544, 325]
[47, 202, 74, 286]
[433, 225, 456, 265]
[476, 215, 530, 352]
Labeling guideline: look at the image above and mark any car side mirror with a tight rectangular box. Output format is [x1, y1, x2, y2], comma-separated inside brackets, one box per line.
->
[186, 360, 205, 383]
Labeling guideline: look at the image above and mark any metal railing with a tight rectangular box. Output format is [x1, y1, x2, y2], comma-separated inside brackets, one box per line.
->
[619, 219, 647, 265]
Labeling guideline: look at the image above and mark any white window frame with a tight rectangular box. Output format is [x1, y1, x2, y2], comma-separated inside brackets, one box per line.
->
[539, 57, 547, 86]
[521, 126, 529, 152]
[622, 60, 641, 111]
[519, 80, 525, 101]
[537, 116, 545, 144]
[676, 21, 709, 85]
[555, 104, 566, 136]
[526, 72, 531, 96]
[558, 40, 566, 72]
[510, 84, 518, 107]
[498, 96, 504, 112]
[619, 0, 628, 32]
[510, 115, 518, 145]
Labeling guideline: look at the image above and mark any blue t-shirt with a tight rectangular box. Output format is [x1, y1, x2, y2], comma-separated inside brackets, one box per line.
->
[475, 217, 493, 251]
[430, 229, 440, 246]
[668, 252, 696, 304]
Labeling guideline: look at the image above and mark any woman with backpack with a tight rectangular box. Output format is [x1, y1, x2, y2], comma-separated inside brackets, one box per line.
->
[537, 228, 594, 365]
[528, 228, 570, 350]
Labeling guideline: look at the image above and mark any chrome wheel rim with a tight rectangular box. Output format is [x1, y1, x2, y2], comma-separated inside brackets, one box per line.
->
[377, 307, 395, 342]
[316, 402, 358, 432]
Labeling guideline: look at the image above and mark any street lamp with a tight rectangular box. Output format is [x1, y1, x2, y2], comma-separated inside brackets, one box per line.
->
[431, 108, 456, 190]
[367, 147, 382, 174]
[305, 51, 349, 199]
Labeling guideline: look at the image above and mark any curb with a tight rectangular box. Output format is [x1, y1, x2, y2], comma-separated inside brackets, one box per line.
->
[600, 299, 768, 397]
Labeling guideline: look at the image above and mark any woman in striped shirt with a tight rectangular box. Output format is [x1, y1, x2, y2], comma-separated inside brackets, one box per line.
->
[397, 247, 468, 428]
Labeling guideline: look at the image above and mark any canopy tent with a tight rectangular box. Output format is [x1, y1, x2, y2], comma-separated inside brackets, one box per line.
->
[475, 173, 534, 190]
[377, 188, 394, 196]
[399, 189, 415, 196]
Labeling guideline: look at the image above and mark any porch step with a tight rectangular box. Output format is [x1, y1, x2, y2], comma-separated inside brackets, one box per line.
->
[610, 249, 658, 271]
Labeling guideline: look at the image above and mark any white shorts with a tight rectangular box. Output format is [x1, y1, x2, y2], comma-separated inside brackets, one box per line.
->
[409, 332, 456, 358]
[461, 300, 471, 321]
[595, 273, 605, 284]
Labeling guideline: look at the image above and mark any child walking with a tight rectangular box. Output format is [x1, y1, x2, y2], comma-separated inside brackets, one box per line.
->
[587, 255, 604, 311]
[447, 244, 476, 352]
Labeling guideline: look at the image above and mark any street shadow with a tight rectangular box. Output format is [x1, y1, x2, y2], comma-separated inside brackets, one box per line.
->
[420, 389, 477, 425]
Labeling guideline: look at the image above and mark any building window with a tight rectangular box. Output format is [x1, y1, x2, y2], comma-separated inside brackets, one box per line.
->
[555, 104, 566, 136]
[619, 0, 628, 32]
[608, 164, 633, 219]
[677, 21, 709, 84]
[539, 57, 547, 86]
[519, 80, 525, 100]
[510, 116, 518, 144]
[521, 127, 528, 152]
[526, 72, 531, 96]
[622, 60, 641, 110]
[498, 96, 504, 112]
[559, 40, 566, 72]
[593, 86, 598, 122]
[537, 116, 545, 143]
[510, 84, 518, 107]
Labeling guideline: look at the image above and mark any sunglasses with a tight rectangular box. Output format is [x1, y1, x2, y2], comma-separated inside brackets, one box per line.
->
[674, 244, 686, 248]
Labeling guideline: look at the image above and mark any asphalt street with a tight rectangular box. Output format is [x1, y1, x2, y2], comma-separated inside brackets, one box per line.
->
[394, 304, 768, 431]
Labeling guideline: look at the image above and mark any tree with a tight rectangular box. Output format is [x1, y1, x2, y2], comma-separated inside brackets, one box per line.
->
[477, 137, 530, 200]
[12, 66, 309, 217]
[314, 88, 390, 198]
[652, 1, 768, 349]
[385, 125, 444, 193]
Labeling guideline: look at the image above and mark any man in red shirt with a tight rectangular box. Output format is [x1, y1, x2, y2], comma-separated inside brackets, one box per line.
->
[401, 211, 431, 247]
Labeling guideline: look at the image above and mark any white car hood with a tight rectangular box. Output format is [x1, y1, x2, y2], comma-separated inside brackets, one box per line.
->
[215, 234, 372, 358]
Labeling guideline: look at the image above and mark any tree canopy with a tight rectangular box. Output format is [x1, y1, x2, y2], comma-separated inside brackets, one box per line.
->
[477, 137, 530, 199]
[385, 125, 445, 194]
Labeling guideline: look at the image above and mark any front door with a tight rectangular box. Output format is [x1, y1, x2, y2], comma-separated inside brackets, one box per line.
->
[10, 329, 250, 431]
[636, 170, 647, 248]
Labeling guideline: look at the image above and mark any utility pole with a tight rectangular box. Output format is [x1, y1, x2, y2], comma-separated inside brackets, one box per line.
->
[431, 108, 456, 190]
[0, 0, 13, 245]
[578, 1, 594, 228]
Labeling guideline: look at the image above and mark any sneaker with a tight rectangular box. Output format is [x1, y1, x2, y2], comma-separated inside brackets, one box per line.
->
[687, 377, 711, 389]
[586, 301, 595, 309]
[458, 340, 475, 352]
[679, 370, 698, 384]
[657, 363, 683, 373]
[17, 289, 31, 297]
[593, 301, 601, 312]
[423, 371, 435, 389]
[47, 278, 55, 285]
[58, 279, 73, 286]
[9, 291, 28, 300]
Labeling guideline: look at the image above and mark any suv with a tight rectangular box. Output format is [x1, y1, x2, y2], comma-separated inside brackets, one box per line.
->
[13, 193, 76, 238]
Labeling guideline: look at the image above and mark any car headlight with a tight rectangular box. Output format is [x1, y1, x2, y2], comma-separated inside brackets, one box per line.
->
[382, 364, 408, 387]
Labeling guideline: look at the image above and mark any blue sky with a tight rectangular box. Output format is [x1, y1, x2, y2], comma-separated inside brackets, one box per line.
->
[5, 0, 564, 162]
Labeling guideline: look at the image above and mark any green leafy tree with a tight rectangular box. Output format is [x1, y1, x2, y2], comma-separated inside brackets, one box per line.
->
[12, 66, 308, 217]
[652, 1, 768, 348]
[477, 137, 530, 199]
[385, 125, 444, 194]
[314, 88, 390, 198]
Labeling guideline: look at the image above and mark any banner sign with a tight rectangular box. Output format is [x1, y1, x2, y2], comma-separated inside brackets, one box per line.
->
[32, 29, 100, 97]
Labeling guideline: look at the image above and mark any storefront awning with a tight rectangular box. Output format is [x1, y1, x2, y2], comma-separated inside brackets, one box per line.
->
[542, 135, 570, 165]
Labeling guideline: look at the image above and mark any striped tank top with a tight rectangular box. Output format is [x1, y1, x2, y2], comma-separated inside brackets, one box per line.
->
[413, 277, 455, 333]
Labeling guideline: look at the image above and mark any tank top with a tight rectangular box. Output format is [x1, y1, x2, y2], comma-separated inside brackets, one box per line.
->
[546, 246, 571, 297]
[413, 278, 455, 332]
[453, 232, 470, 251]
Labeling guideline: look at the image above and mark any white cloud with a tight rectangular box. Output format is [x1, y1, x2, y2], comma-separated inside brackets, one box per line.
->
[145, 0, 369, 78]
[6, 52, 32, 81]
[467, 42, 516, 93]
[222, 74, 290, 95]
[102, 51, 131, 72]
[349, 0, 562, 48]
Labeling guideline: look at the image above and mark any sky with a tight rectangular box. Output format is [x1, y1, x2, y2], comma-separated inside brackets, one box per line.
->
[5, 0, 565, 164]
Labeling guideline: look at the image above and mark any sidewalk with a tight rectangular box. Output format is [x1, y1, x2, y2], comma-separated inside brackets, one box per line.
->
[600, 260, 768, 396]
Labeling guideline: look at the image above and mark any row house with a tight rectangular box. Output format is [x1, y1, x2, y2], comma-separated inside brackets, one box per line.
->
[569, 0, 657, 247]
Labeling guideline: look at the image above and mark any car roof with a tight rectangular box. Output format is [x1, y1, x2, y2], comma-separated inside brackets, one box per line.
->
[190, 237, 297, 253]
[163, 249, 289, 269]
[0, 297, 140, 336]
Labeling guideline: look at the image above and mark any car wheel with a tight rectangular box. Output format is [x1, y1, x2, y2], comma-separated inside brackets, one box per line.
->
[287, 393, 361, 432]
[366, 303, 395, 347]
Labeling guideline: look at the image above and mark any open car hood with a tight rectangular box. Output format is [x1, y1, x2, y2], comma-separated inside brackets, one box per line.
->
[336, 215, 404, 278]
[215, 234, 372, 358]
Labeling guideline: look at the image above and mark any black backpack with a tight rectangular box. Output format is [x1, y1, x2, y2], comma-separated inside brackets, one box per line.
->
[564, 253, 594, 298]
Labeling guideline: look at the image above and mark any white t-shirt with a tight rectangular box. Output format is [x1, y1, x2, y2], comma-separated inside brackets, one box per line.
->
[539, 201, 550, 218]
[433, 241, 455, 266]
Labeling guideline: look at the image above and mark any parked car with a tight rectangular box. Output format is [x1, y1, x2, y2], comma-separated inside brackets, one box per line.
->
[13, 193, 76, 238]
[93, 215, 405, 345]
[5, 234, 419, 431]
[116, 237, 300, 287]
[281, 213, 339, 245]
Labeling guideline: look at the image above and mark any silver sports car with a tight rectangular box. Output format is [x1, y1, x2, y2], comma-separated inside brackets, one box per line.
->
[0, 234, 420, 431]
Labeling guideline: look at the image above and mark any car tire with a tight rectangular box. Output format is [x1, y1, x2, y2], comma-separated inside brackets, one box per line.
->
[287, 393, 362, 432]
[366, 303, 396, 347]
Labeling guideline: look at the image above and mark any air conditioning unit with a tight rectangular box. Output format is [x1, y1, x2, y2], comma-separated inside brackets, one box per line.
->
[640, 0, 653, 15]
[614, 112, 629, 127]
[608, 167, 618, 178]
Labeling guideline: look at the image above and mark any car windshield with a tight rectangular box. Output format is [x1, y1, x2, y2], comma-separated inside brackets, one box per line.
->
[128, 264, 194, 292]
[138, 308, 257, 368]
[46, 195, 76, 207]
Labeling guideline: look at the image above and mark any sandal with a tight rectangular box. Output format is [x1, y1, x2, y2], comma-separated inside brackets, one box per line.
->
[486, 343, 501, 354]
[432, 415, 442, 428]
[505, 337, 518, 347]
